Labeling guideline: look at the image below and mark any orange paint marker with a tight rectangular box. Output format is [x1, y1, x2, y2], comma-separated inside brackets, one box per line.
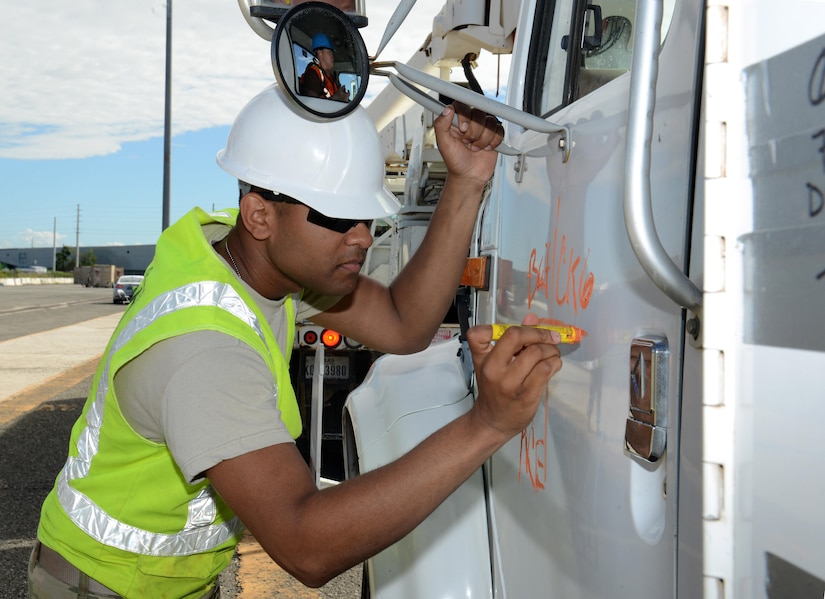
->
[490, 323, 587, 344]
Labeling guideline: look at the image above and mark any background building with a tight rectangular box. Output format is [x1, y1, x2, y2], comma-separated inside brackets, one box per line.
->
[0, 245, 155, 275]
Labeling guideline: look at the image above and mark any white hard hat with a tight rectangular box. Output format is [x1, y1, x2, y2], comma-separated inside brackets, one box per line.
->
[217, 84, 401, 220]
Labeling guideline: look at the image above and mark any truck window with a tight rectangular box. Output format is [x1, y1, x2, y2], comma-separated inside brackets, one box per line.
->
[533, 0, 577, 116]
[577, 1, 636, 98]
[528, 0, 675, 116]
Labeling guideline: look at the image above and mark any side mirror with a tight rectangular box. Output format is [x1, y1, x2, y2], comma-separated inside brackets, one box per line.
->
[271, 2, 369, 120]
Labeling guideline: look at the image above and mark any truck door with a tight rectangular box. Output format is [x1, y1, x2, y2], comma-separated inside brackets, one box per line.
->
[476, 0, 702, 596]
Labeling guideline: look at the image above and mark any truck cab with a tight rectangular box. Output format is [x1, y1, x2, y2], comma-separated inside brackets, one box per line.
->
[340, 0, 825, 597]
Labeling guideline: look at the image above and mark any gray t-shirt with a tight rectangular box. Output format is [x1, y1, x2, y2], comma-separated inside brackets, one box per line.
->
[115, 226, 339, 483]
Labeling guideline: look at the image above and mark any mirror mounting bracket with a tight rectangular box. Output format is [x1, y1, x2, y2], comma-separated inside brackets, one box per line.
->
[251, 4, 368, 28]
[386, 62, 573, 162]
[249, 5, 289, 23]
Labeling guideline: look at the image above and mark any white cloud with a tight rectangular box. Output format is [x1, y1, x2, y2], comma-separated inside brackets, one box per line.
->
[15, 228, 66, 248]
[1, 1, 271, 159]
[0, 0, 509, 160]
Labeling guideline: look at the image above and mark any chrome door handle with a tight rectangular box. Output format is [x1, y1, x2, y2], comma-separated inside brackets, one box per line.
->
[625, 336, 669, 462]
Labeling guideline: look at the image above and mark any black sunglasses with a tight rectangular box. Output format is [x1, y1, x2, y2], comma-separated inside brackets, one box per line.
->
[248, 186, 372, 234]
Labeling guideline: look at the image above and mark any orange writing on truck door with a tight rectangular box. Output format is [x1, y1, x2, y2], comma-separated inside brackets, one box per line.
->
[527, 197, 595, 315]
[519, 392, 549, 492]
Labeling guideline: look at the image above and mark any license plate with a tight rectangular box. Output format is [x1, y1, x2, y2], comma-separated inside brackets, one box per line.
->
[305, 356, 349, 379]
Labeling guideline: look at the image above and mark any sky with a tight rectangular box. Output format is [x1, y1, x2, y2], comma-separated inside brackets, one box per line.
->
[0, 0, 510, 249]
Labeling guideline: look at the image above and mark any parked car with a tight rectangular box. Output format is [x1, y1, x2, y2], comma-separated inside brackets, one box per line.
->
[112, 275, 144, 304]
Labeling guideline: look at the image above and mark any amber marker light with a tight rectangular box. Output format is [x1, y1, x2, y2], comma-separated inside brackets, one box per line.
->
[321, 329, 342, 348]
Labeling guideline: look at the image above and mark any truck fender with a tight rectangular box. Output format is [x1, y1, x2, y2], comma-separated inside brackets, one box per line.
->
[343, 338, 493, 599]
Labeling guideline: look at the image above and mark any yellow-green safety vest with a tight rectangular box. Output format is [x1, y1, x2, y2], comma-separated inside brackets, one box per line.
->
[37, 207, 301, 598]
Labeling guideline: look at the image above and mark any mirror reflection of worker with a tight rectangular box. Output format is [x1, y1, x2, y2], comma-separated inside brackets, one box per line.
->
[300, 33, 349, 102]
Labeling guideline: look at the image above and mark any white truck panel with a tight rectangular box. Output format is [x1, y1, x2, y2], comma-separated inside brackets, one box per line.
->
[344, 339, 493, 598]
[703, 6, 825, 594]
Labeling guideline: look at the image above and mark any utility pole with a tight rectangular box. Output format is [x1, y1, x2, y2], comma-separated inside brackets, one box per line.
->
[52, 217, 56, 272]
[162, 0, 172, 231]
[75, 204, 80, 269]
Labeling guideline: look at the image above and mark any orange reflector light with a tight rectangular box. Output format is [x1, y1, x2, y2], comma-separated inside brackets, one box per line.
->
[321, 329, 342, 348]
[460, 256, 490, 290]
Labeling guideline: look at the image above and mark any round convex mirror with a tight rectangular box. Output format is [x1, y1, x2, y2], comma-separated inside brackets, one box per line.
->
[272, 2, 369, 120]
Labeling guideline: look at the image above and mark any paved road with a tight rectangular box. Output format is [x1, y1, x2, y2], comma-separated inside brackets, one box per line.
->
[0, 285, 361, 598]
[0, 284, 122, 342]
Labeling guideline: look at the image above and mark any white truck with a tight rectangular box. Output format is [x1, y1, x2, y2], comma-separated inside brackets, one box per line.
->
[334, 0, 825, 597]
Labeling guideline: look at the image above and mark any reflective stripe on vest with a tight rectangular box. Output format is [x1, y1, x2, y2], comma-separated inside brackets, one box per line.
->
[57, 281, 263, 556]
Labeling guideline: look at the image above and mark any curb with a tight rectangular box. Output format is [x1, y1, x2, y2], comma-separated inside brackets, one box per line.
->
[0, 278, 75, 286]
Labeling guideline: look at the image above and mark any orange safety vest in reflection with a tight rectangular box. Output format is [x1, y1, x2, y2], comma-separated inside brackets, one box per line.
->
[301, 63, 341, 98]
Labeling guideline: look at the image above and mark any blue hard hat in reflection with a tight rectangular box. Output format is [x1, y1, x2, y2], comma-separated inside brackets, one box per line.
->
[312, 33, 333, 52]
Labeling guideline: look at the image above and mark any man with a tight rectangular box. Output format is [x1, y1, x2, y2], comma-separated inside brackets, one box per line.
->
[300, 32, 349, 101]
[29, 84, 562, 598]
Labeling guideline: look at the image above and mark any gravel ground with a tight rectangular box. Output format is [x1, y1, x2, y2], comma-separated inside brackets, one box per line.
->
[219, 548, 363, 598]
[320, 568, 362, 598]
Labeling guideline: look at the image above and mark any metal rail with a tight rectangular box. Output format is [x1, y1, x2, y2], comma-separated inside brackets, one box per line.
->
[623, 0, 702, 309]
